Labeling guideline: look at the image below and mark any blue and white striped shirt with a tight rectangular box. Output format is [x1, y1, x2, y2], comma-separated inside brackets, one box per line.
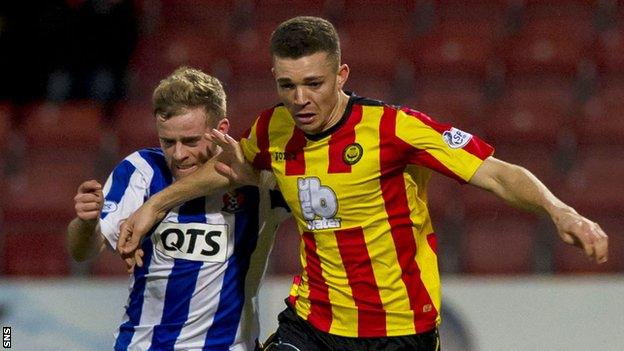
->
[100, 148, 288, 351]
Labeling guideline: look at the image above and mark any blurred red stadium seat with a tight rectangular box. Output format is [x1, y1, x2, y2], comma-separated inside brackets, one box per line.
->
[3, 150, 98, 230]
[553, 214, 623, 273]
[482, 77, 575, 145]
[227, 78, 279, 139]
[461, 214, 538, 274]
[500, 4, 596, 76]
[158, 0, 234, 29]
[410, 20, 501, 77]
[403, 75, 486, 127]
[128, 29, 232, 99]
[2, 230, 70, 276]
[339, 22, 409, 79]
[2, 149, 98, 276]
[425, 172, 460, 220]
[344, 76, 394, 103]
[113, 102, 159, 157]
[21, 101, 104, 152]
[227, 22, 276, 80]
[0, 102, 13, 153]
[593, 25, 624, 74]
[558, 145, 624, 215]
[249, 0, 326, 23]
[577, 79, 624, 145]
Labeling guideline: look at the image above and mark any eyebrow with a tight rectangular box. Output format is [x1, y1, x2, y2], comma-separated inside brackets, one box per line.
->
[159, 135, 202, 143]
[276, 76, 324, 83]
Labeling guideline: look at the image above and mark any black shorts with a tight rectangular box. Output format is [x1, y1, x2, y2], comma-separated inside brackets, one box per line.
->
[262, 301, 440, 351]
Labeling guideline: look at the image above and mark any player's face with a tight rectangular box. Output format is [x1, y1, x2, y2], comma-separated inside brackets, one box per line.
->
[272, 51, 349, 134]
[157, 107, 229, 179]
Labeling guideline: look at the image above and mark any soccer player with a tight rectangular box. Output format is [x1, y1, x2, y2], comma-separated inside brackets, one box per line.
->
[118, 17, 608, 351]
[67, 67, 289, 350]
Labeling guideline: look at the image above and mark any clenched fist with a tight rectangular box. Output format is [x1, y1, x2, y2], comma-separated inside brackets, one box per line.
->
[74, 180, 103, 222]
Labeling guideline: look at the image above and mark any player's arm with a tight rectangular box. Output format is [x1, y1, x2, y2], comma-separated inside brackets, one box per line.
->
[469, 156, 608, 264]
[118, 131, 258, 255]
[67, 180, 107, 262]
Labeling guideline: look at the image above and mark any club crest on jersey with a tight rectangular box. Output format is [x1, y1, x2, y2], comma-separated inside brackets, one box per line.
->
[102, 200, 118, 214]
[342, 143, 363, 165]
[442, 127, 472, 149]
[222, 190, 245, 213]
[298, 177, 341, 230]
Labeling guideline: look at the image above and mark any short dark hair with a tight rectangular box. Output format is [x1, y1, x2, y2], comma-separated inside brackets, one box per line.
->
[270, 16, 341, 70]
[152, 66, 226, 122]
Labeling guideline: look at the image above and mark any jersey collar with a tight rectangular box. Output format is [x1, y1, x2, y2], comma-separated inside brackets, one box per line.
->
[304, 91, 356, 141]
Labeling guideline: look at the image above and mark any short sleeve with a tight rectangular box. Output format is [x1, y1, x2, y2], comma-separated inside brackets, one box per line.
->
[240, 109, 273, 171]
[395, 108, 494, 182]
[99, 156, 149, 248]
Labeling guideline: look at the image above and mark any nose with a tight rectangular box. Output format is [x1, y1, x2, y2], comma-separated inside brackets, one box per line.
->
[293, 87, 307, 106]
[173, 142, 187, 161]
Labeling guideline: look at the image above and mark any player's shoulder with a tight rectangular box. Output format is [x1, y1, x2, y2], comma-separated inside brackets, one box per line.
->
[120, 147, 165, 165]
[348, 92, 412, 114]
[114, 147, 170, 178]
[350, 93, 386, 107]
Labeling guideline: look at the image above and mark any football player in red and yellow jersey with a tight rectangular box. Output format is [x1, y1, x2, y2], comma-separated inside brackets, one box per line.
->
[119, 16, 608, 351]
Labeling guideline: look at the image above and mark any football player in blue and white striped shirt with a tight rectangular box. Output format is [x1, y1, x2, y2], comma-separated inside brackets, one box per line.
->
[67, 67, 289, 351]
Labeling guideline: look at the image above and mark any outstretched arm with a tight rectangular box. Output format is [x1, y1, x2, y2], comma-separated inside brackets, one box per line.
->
[67, 180, 107, 261]
[118, 130, 258, 256]
[469, 156, 608, 264]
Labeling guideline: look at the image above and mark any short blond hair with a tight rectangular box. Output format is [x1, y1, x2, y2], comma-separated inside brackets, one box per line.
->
[152, 66, 226, 122]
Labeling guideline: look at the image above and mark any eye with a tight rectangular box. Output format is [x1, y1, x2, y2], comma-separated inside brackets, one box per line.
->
[279, 83, 295, 89]
[308, 81, 321, 87]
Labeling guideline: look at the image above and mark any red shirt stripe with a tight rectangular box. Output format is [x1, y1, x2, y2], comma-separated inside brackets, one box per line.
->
[328, 104, 363, 174]
[426, 233, 438, 254]
[335, 227, 386, 337]
[402, 107, 493, 161]
[251, 108, 274, 170]
[379, 107, 438, 333]
[285, 128, 307, 176]
[302, 231, 333, 332]
[409, 149, 465, 183]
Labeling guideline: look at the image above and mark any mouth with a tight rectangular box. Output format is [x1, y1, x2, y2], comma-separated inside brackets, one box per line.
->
[175, 164, 197, 174]
[295, 113, 316, 124]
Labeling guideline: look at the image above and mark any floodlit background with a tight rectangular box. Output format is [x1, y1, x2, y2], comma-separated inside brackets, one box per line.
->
[0, 1, 622, 350]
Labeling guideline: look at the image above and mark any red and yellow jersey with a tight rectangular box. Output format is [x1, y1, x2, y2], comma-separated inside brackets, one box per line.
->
[240, 94, 494, 338]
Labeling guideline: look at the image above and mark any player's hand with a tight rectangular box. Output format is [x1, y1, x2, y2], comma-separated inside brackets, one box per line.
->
[120, 247, 144, 273]
[553, 208, 608, 264]
[117, 202, 165, 255]
[74, 180, 103, 222]
[208, 129, 259, 186]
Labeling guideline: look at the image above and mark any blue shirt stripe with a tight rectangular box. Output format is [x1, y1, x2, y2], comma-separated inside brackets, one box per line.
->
[149, 197, 206, 350]
[114, 149, 171, 350]
[138, 148, 172, 198]
[203, 187, 260, 350]
[114, 238, 155, 351]
[102, 160, 136, 219]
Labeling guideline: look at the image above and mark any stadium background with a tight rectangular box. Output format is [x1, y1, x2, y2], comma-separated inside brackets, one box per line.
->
[0, 0, 622, 350]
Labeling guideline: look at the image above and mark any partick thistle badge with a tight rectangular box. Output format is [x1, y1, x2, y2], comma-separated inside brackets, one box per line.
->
[342, 143, 363, 165]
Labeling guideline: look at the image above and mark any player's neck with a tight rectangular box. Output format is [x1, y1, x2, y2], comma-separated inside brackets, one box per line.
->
[324, 91, 349, 131]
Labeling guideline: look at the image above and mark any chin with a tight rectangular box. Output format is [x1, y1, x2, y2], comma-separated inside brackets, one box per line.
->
[296, 123, 320, 134]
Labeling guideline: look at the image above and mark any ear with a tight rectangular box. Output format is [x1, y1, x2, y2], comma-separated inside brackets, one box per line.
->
[215, 118, 230, 134]
[271, 67, 276, 78]
[336, 64, 349, 90]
